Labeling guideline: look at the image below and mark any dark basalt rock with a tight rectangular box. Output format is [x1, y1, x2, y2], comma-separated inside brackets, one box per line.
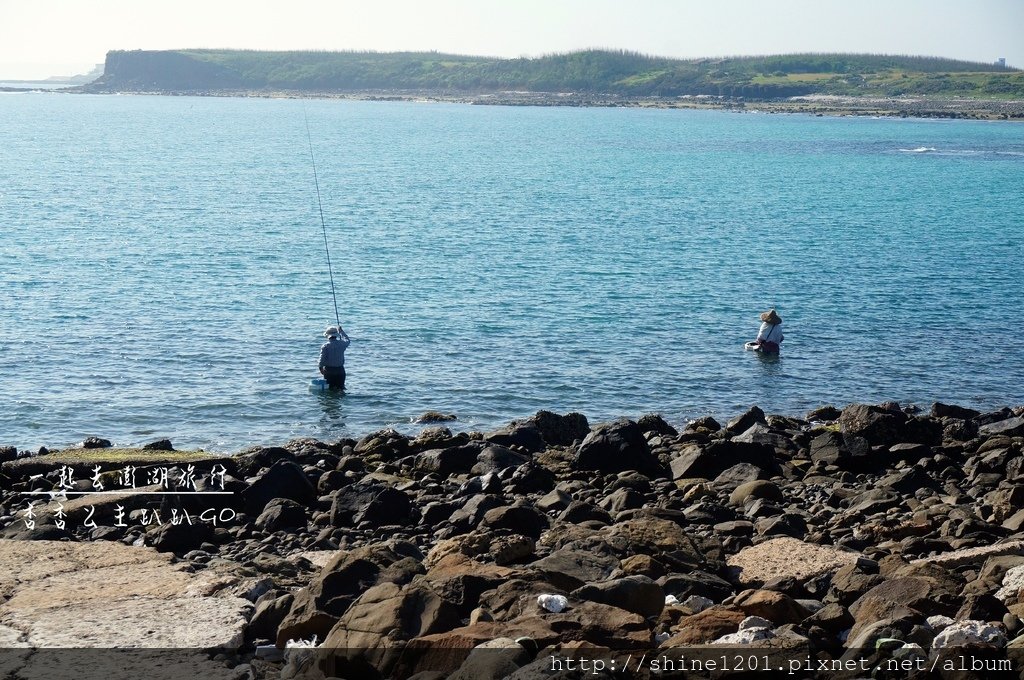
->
[255, 498, 308, 531]
[82, 436, 112, 449]
[8, 399, 1024, 671]
[354, 428, 409, 460]
[670, 440, 774, 480]
[472, 445, 530, 475]
[414, 443, 483, 476]
[483, 423, 546, 453]
[481, 504, 548, 539]
[685, 415, 722, 432]
[242, 460, 316, 515]
[353, 487, 414, 528]
[726, 406, 766, 433]
[931, 402, 981, 420]
[980, 416, 1024, 438]
[415, 411, 457, 423]
[573, 419, 666, 478]
[141, 438, 174, 451]
[636, 413, 678, 437]
[572, 575, 665, 619]
[147, 521, 215, 553]
[527, 410, 590, 446]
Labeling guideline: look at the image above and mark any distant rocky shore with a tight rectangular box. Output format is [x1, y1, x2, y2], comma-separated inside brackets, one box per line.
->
[59, 85, 1024, 121]
[3, 401, 1024, 678]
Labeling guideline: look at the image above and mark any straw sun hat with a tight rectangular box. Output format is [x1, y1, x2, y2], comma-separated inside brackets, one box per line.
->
[759, 309, 782, 324]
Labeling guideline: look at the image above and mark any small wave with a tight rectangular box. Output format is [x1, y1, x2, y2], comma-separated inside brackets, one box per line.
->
[899, 147, 937, 153]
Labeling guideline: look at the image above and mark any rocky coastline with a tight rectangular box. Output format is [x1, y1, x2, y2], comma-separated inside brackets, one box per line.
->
[58, 85, 1024, 121]
[3, 401, 1024, 678]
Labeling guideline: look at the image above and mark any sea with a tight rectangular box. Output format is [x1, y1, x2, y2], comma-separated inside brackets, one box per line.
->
[1, 93, 1022, 451]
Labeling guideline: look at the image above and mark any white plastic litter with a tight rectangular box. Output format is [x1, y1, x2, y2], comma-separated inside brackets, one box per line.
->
[664, 595, 679, 606]
[537, 594, 569, 613]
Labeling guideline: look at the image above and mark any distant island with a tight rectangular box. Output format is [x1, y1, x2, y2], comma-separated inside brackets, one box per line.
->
[74, 49, 1024, 119]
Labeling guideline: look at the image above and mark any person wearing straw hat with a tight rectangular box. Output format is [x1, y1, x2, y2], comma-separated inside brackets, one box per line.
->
[754, 309, 784, 353]
[318, 326, 350, 390]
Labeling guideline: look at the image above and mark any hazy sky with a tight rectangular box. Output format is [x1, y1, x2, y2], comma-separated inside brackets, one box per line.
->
[1, 0, 1021, 80]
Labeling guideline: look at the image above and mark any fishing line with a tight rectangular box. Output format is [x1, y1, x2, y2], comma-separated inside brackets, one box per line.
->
[303, 104, 341, 329]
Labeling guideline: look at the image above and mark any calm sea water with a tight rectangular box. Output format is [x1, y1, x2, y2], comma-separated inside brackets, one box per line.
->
[1, 93, 1022, 451]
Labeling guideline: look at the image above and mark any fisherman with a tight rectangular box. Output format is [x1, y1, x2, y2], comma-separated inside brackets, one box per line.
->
[754, 309, 784, 353]
[318, 326, 350, 390]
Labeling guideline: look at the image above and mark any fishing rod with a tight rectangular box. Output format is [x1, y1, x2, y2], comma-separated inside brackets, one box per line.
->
[303, 105, 341, 330]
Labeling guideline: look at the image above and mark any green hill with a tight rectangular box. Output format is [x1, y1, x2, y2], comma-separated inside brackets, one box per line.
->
[85, 49, 1024, 99]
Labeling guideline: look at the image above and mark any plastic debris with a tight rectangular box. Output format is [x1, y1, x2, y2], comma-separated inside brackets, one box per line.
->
[537, 594, 569, 613]
[664, 594, 679, 606]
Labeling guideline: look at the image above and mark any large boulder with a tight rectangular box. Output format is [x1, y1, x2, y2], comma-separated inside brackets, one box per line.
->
[931, 402, 981, 420]
[354, 428, 409, 460]
[241, 460, 316, 515]
[527, 410, 590, 446]
[146, 521, 215, 553]
[480, 504, 549, 539]
[472, 446, 530, 475]
[670, 440, 774, 480]
[353, 487, 414, 527]
[726, 406, 766, 434]
[321, 580, 461, 678]
[604, 518, 704, 565]
[529, 549, 620, 591]
[572, 419, 666, 478]
[980, 416, 1024, 438]
[330, 482, 402, 527]
[727, 537, 862, 586]
[276, 541, 422, 646]
[571, 575, 665, 619]
[838, 403, 907, 446]
[414, 443, 483, 476]
[255, 498, 308, 531]
[483, 423, 545, 453]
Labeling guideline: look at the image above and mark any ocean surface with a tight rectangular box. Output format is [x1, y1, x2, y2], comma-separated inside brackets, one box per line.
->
[2, 93, 1023, 451]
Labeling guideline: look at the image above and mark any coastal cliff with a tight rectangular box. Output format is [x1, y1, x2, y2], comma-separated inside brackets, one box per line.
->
[83, 49, 1024, 102]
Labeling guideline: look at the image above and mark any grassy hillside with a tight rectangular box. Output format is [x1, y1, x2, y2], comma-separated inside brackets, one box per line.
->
[88, 49, 1024, 99]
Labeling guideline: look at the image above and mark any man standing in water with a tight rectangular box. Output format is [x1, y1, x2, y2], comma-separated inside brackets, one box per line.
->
[318, 326, 350, 390]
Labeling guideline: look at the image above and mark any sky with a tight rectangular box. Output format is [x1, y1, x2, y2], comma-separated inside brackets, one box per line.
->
[1, 0, 1021, 80]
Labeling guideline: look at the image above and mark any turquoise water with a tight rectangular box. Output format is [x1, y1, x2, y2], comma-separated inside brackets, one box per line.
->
[2, 93, 1022, 450]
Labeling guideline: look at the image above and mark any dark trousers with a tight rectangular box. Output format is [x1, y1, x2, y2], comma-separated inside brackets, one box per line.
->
[321, 366, 346, 390]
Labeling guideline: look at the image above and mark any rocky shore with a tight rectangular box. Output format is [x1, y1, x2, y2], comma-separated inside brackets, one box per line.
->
[63, 85, 1024, 121]
[3, 401, 1024, 678]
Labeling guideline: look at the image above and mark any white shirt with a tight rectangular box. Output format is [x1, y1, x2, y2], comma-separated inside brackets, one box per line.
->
[757, 322, 783, 344]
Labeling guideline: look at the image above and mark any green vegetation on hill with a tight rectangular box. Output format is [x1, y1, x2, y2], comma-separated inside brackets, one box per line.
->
[89, 49, 1024, 99]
